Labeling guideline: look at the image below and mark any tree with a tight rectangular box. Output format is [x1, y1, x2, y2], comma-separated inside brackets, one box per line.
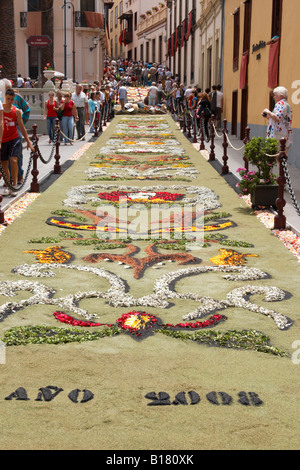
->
[0, 0, 17, 81]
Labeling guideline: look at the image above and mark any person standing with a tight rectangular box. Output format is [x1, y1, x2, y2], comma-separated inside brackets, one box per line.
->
[60, 92, 78, 145]
[148, 82, 158, 107]
[4, 79, 31, 185]
[263, 86, 293, 152]
[215, 84, 223, 130]
[1, 88, 34, 196]
[43, 90, 59, 143]
[88, 92, 97, 133]
[17, 74, 24, 88]
[72, 84, 88, 140]
[118, 83, 127, 110]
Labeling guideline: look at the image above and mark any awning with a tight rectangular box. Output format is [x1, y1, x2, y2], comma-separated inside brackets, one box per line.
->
[175, 27, 178, 53]
[268, 39, 280, 89]
[26, 11, 42, 38]
[181, 20, 185, 47]
[186, 11, 193, 41]
[83, 11, 104, 29]
[119, 29, 127, 46]
[240, 52, 248, 89]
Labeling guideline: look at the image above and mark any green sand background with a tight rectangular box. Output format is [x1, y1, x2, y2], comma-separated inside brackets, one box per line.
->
[0, 116, 299, 450]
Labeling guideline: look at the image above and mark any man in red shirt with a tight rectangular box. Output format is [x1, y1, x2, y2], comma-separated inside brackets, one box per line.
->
[1, 88, 34, 196]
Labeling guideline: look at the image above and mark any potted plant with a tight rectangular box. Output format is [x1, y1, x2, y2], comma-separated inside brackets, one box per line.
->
[236, 137, 279, 209]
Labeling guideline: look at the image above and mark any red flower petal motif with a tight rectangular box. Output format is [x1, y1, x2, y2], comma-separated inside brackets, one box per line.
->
[53, 311, 112, 328]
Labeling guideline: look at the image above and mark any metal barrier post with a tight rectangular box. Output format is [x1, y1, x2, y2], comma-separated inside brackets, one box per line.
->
[193, 112, 197, 143]
[182, 108, 187, 133]
[187, 112, 191, 138]
[30, 124, 40, 193]
[0, 194, 6, 225]
[243, 126, 251, 171]
[98, 105, 103, 133]
[199, 112, 205, 151]
[53, 119, 62, 174]
[94, 110, 99, 137]
[209, 115, 216, 161]
[273, 138, 287, 230]
[221, 119, 229, 175]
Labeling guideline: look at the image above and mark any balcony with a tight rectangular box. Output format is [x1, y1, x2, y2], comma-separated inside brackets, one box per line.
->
[125, 29, 133, 44]
[138, 6, 167, 36]
[74, 11, 105, 29]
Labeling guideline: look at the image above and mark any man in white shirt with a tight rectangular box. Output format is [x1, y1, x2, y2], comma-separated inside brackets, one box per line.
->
[148, 82, 158, 107]
[17, 75, 24, 88]
[71, 84, 88, 140]
[118, 83, 127, 110]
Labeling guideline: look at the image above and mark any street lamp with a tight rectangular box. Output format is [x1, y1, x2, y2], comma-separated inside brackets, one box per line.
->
[62, 0, 76, 82]
[90, 36, 99, 51]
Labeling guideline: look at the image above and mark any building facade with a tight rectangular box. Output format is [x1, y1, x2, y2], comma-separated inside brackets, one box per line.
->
[166, 0, 198, 86]
[14, 0, 107, 84]
[223, 0, 300, 168]
[137, 3, 167, 66]
[107, 0, 125, 59]
[197, 0, 223, 91]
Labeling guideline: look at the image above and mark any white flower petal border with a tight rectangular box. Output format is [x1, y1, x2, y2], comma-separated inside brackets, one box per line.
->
[0, 263, 292, 330]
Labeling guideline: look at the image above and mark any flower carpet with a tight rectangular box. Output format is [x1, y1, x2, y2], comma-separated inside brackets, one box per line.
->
[0, 113, 299, 450]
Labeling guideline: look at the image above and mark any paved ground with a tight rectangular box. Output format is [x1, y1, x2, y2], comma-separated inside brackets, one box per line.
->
[0, 122, 109, 212]
[187, 125, 300, 236]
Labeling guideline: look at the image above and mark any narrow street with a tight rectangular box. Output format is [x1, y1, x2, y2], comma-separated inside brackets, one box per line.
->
[0, 108, 299, 450]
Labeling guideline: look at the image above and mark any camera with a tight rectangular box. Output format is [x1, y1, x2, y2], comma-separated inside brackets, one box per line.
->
[262, 112, 268, 117]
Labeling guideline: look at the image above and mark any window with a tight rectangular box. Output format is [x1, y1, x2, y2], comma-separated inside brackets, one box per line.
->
[140, 43, 144, 62]
[115, 6, 118, 27]
[233, 8, 240, 71]
[80, 0, 95, 11]
[159, 35, 163, 64]
[110, 10, 113, 31]
[134, 11, 137, 31]
[115, 35, 118, 57]
[120, 1, 123, 16]
[272, 0, 282, 37]
[190, 33, 195, 82]
[243, 0, 252, 54]
[152, 38, 156, 63]
[28, 0, 42, 11]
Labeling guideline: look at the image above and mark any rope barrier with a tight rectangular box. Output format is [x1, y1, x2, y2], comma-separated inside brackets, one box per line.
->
[0, 151, 34, 193]
[281, 156, 300, 217]
[224, 132, 245, 152]
[58, 110, 98, 143]
[35, 126, 59, 165]
[212, 122, 223, 139]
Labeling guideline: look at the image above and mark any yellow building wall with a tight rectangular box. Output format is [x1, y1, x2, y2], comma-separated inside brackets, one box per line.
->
[223, 0, 300, 132]
[279, 0, 300, 128]
[246, 0, 273, 126]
